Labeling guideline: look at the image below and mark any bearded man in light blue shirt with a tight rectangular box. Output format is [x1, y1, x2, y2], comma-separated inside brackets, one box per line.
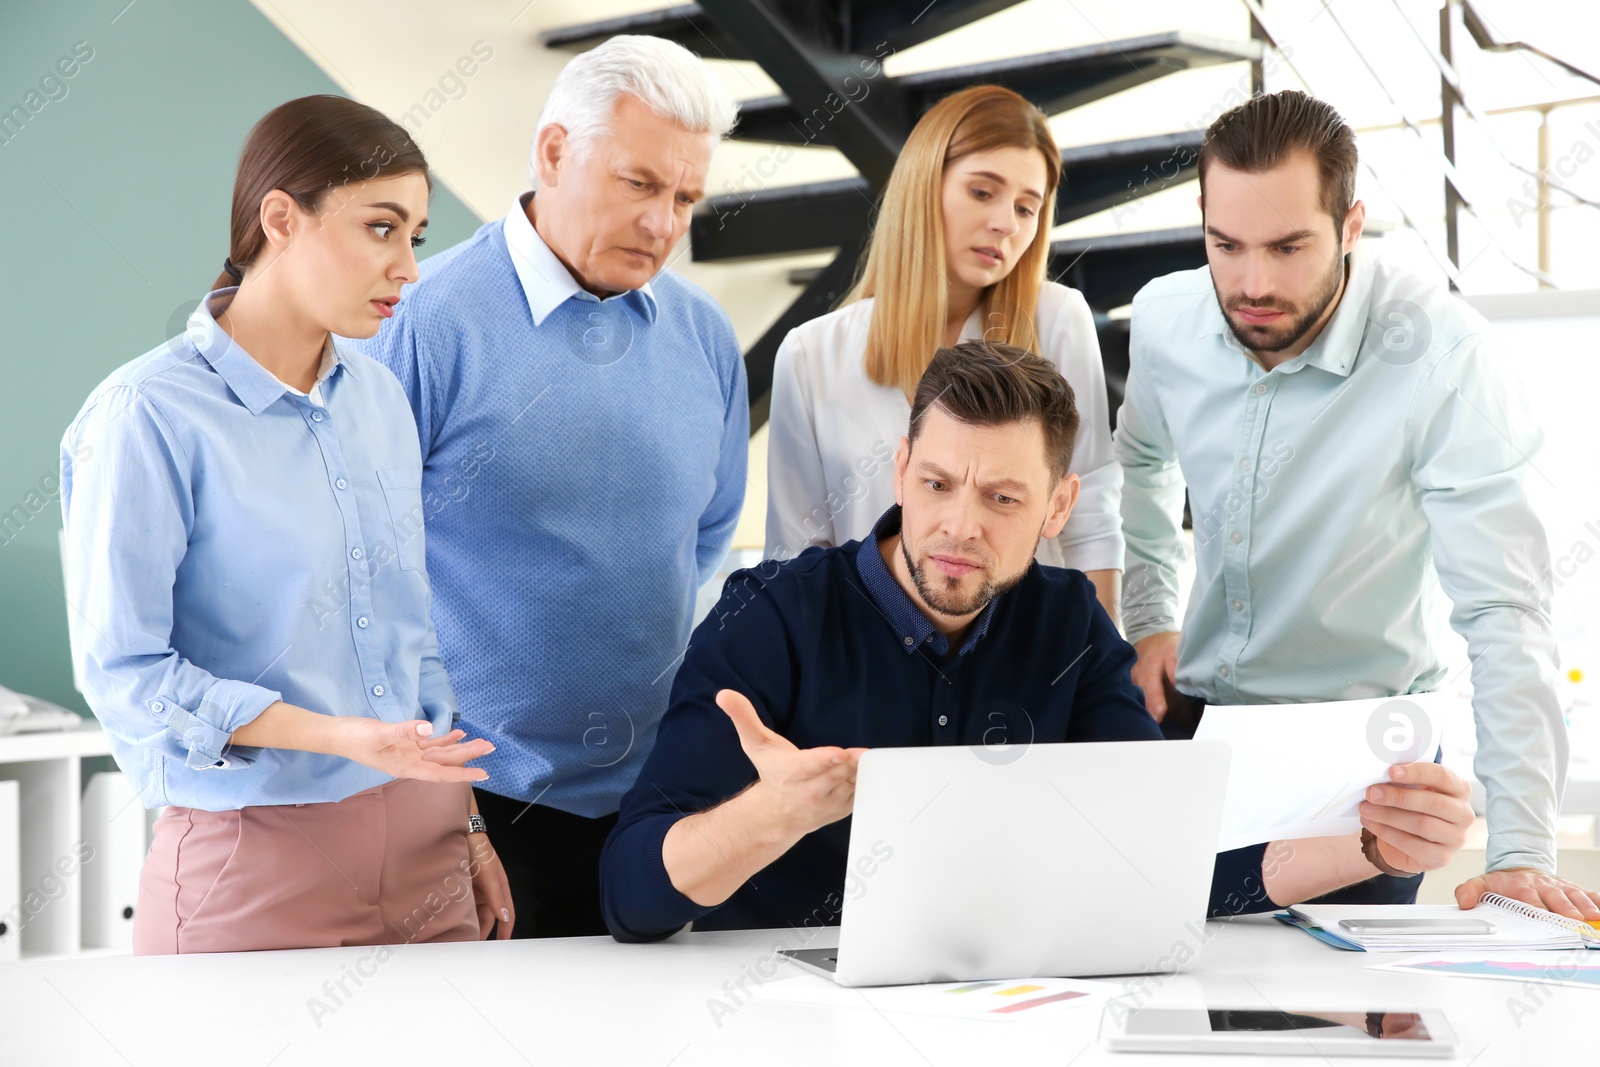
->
[1116, 90, 1600, 920]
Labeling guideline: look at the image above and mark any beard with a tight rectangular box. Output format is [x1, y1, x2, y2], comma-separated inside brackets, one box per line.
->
[901, 536, 1030, 619]
[1216, 251, 1345, 354]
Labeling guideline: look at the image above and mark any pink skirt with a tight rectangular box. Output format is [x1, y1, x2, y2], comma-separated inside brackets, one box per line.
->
[135, 776, 479, 954]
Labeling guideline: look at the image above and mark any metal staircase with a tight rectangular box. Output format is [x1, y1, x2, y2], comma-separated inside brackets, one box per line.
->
[539, 2, 1261, 429]
[537, 1, 1600, 432]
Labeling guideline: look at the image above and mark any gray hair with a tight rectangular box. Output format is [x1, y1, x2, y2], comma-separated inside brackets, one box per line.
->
[529, 35, 739, 188]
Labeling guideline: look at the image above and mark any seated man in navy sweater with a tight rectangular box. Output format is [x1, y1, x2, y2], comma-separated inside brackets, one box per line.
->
[600, 341, 1473, 943]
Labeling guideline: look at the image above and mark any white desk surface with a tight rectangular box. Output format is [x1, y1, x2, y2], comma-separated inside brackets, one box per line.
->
[0, 915, 1586, 1065]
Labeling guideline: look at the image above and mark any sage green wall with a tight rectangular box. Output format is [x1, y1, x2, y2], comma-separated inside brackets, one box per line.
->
[0, 0, 482, 712]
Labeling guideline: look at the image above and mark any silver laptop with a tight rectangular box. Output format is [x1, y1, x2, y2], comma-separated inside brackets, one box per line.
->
[781, 740, 1231, 987]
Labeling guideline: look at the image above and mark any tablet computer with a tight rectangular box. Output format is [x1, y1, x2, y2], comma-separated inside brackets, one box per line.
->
[1100, 1005, 1457, 1057]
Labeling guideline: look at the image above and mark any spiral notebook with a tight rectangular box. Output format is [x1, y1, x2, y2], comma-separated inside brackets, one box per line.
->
[1281, 896, 1600, 952]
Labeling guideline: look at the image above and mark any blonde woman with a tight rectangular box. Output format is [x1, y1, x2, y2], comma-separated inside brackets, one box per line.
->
[765, 85, 1122, 620]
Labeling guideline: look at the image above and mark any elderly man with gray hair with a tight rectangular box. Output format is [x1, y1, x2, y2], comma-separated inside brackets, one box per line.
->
[354, 35, 746, 938]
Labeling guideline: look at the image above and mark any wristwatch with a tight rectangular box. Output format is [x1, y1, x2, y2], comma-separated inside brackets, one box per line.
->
[1361, 828, 1417, 877]
[468, 812, 488, 835]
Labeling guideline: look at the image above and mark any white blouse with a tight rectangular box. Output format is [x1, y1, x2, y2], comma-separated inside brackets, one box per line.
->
[765, 282, 1124, 571]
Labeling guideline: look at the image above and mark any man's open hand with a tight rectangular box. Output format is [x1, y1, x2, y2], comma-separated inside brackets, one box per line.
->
[717, 689, 865, 837]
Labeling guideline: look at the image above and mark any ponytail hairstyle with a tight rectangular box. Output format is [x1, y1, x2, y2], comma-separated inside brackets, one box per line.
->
[214, 95, 431, 291]
[846, 85, 1061, 396]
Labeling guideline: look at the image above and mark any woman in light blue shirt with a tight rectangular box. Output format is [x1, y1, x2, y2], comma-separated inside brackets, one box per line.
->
[61, 95, 514, 952]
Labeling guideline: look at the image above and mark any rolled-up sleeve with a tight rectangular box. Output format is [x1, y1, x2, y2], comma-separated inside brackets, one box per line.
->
[1409, 335, 1564, 873]
[1048, 289, 1125, 573]
[1114, 291, 1188, 643]
[61, 386, 280, 770]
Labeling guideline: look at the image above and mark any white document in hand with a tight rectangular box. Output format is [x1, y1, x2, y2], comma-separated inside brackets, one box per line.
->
[1193, 693, 1447, 852]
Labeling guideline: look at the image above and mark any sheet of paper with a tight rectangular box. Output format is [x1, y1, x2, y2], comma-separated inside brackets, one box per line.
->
[1371, 951, 1600, 990]
[750, 968, 1112, 1021]
[1193, 693, 1447, 851]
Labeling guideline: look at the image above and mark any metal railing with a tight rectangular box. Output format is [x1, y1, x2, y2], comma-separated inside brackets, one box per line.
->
[1240, 0, 1600, 291]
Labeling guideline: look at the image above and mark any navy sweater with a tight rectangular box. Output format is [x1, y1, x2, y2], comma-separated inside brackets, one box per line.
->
[600, 507, 1412, 942]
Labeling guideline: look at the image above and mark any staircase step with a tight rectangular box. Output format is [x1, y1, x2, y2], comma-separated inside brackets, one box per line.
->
[731, 31, 1261, 147]
[781, 226, 1205, 305]
[692, 131, 1205, 262]
[1047, 226, 1207, 310]
[782, 228, 1391, 291]
[539, 4, 747, 58]
[539, 0, 1029, 58]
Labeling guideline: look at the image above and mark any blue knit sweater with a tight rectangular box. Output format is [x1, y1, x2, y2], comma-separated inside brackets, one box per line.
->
[351, 198, 748, 815]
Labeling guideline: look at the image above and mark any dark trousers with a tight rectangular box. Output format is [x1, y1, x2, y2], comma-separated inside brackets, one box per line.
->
[473, 787, 619, 938]
[1165, 691, 1425, 906]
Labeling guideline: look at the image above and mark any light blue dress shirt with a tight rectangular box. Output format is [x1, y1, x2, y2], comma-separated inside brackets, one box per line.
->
[60, 288, 459, 811]
[1115, 242, 1565, 873]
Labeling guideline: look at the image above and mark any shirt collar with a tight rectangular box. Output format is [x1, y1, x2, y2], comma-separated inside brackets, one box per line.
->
[280, 336, 341, 401]
[501, 191, 658, 327]
[854, 504, 1000, 659]
[187, 288, 353, 415]
[1196, 241, 1378, 380]
[1305, 240, 1378, 377]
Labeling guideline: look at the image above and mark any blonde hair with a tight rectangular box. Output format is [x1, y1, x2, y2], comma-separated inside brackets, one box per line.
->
[847, 85, 1061, 395]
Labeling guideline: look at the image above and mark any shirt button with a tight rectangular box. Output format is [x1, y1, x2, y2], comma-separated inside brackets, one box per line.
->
[150, 700, 166, 713]
[903, 636, 914, 646]
[336, 478, 348, 490]
[372, 684, 385, 697]
[1239, 458, 1252, 471]
[311, 410, 324, 422]
[1219, 665, 1231, 678]
[1253, 383, 1267, 395]
[357, 616, 369, 629]
[1229, 531, 1243, 544]
[937, 715, 948, 726]
[1231, 599, 1243, 611]
[351, 547, 363, 560]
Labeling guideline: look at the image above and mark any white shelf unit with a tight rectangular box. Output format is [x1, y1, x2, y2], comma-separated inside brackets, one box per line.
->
[0, 720, 150, 961]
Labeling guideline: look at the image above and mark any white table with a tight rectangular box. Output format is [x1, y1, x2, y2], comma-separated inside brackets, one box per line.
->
[0, 915, 1588, 1065]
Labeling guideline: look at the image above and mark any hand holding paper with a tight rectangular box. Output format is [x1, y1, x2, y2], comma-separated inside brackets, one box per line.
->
[1194, 693, 1451, 852]
[1360, 761, 1474, 874]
